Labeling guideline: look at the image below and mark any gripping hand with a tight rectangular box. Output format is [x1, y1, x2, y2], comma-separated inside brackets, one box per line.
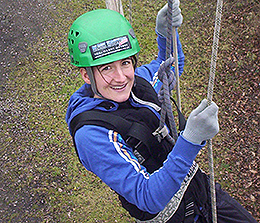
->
[156, 1, 183, 37]
[183, 99, 219, 145]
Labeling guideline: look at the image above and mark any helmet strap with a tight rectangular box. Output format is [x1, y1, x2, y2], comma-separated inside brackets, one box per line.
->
[85, 67, 104, 99]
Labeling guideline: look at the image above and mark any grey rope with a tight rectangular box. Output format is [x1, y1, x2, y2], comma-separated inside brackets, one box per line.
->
[158, 0, 178, 144]
[157, 57, 178, 145]
[207, 0, 223, 222]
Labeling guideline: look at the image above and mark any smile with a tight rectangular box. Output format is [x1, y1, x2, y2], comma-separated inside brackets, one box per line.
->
[110, 83, 127, 90]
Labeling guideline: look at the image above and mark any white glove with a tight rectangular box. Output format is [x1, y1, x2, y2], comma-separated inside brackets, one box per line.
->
[156, 2, 183, 37]
[183, 99, 219, 144]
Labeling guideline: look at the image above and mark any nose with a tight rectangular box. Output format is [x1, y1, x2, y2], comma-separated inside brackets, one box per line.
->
[113, 65, 127, 82]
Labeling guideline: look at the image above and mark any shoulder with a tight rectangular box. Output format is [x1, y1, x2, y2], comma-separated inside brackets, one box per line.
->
[132, 76, 161, 106]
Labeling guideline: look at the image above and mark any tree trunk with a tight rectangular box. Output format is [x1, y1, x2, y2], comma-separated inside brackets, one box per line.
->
[105, 0, 124, 15]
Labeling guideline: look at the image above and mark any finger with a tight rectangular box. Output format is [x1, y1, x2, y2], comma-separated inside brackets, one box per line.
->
[160, 3, 168, 16]
[172, 6, 181, 15]
[173, 0, 180, 9]
[172, 10, 182, 20]
[172, 14, 183, 27]
[191, 99, 209, 116]
[202, 101, 219, 117]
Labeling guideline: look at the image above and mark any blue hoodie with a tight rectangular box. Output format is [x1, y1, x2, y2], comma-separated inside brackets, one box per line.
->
[66, 32, 204, 214]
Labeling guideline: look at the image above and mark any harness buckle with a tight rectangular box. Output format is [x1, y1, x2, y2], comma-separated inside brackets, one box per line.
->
[152, 125, 169, 142]
[126, 137, 142, 149]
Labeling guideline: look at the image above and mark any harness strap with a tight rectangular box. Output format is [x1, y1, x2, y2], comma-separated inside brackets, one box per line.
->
[136, 162, 199, 223]
[70, 110, 167, 165]
[170, 97, 186, 132]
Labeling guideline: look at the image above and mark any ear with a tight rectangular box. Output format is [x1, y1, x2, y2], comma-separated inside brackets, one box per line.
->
[80, 68, 91, 84]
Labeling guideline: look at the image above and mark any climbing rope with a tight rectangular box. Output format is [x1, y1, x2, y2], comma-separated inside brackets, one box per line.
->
[158, 0, 179, 144]
[105, 0, 124, 15]
[160, 0, 224, 222]
[157, 57, 178, 146]
[172, 28, 181, 110]
[207, 0, 223, 222]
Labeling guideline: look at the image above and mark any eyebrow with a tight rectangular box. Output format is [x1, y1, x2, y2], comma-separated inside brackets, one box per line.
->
[96, 58, 132, 69]
[96, 63, 111, 69]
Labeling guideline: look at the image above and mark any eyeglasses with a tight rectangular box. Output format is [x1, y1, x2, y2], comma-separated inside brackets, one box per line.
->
[96, 58, 134, 84]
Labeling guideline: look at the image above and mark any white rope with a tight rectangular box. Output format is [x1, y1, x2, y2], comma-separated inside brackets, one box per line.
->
[207, 0, 223, 222]
[172, 28, 181, 110]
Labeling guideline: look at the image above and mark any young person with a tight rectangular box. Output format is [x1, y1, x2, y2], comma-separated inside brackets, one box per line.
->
[65, 4, 257, 223]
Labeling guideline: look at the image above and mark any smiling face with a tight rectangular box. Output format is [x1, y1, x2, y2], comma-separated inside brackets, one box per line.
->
[80, 58, 135, 103]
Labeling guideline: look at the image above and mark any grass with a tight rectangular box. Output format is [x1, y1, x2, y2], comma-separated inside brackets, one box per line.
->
[1, 0, 259, 222]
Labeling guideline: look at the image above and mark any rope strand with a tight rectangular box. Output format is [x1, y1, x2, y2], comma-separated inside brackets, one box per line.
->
[172, 28, 181, 110]
[207, 0, 223, 222]
[159, 0, 178, 142]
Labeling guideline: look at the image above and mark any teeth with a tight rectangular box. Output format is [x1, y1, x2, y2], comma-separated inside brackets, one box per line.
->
[111, 84, 126, 90]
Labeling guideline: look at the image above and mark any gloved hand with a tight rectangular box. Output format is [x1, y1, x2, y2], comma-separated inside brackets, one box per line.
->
[156, 1, 183, 37]
[183, 99, 219, 144]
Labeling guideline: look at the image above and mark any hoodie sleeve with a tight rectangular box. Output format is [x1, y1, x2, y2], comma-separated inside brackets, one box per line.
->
[135, 29, 185, 93]
[74, 124, 203, 214]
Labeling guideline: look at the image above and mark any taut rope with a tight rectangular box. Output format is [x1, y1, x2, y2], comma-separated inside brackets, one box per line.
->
[172, 28, 181, 110]
[105, 0, 124, 15]
[207, 0, 223, 222]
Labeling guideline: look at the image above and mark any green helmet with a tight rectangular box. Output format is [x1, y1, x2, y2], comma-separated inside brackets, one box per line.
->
[68, 9, 140, 67]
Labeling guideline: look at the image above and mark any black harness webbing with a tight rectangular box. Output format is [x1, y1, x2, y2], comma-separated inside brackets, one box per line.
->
[68, 76, 212, 223]
[69, 104, 211, 223]
[71, 97, 186, 138]
[70, 109, 168, 168]
[170, 97, 186, 132]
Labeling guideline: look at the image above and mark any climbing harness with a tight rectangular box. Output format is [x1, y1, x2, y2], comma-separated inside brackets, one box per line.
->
[71, 76, 175, 172]
[70, 76, 209, 223]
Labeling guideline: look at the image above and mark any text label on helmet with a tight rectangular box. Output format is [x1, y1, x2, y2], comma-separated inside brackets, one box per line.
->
[89, 35, 132, 60]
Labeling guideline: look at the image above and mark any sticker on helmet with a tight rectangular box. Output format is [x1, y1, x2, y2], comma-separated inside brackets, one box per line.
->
[90, 35, 131, 60]
[78, 42, 88, 53]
